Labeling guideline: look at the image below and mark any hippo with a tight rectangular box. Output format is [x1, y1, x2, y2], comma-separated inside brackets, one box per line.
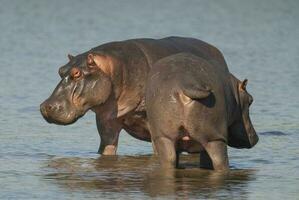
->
[40, 36, 257, 156]
[146, 53, 258, 170]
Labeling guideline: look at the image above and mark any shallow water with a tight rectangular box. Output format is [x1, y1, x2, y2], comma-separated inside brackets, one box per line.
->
[0, 0, 299, 199]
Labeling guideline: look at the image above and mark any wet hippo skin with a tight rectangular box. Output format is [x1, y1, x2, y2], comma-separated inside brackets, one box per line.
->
[40, 36, 258, 157]
[146, 53, 258, 170]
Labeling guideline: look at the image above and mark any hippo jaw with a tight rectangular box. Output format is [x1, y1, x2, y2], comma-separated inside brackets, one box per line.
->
[40, 66, 112, 125]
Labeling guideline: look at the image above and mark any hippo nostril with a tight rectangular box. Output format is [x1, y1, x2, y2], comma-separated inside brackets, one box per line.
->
[46, 105, 53, 111]
[58, 105, 63, 112]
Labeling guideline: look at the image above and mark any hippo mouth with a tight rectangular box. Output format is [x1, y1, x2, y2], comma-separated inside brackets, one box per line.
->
[40, 101, 85, 125]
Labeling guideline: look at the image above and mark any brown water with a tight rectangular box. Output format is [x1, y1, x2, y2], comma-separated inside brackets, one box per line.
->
[0, 0, 299, 199]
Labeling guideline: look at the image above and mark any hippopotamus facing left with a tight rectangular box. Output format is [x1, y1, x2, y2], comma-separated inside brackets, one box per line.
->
[40, 37, 258, 159]
[40, 37, 235, 155]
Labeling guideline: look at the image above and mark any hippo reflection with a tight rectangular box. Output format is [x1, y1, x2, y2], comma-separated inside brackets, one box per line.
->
[45, 155, 256, 198]
[40, 37, 258, 169]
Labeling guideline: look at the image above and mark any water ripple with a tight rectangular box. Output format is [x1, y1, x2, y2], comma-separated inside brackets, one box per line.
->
[259, 131, 288, 136]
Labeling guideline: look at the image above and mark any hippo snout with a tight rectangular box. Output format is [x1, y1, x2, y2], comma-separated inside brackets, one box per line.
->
[40, 102, 48, 118]
[40, 100, 62, 123]
[41, 101, 63, 114]
[40, 98, 82, 125]
[40, 99, 71, 124]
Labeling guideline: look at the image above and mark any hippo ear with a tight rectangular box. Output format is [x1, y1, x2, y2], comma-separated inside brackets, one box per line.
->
[68, 54, 74, 61]
[239, 79, 248, 91]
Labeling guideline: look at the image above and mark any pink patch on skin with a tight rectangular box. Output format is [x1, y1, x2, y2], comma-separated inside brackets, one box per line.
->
[182, 136, 190, 141]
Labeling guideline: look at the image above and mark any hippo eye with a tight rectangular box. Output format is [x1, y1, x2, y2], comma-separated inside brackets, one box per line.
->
[70, 67, 82, 79]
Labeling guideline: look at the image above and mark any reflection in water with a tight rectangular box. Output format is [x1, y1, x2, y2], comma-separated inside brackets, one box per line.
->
[44, 155, 256, 199]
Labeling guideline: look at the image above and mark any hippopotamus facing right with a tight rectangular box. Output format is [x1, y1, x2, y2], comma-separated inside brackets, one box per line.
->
[146, 53, 258, 170]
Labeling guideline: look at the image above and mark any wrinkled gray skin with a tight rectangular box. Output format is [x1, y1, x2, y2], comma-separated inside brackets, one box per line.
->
[40, 36, 257, 158]
[146, 53, 258, 170]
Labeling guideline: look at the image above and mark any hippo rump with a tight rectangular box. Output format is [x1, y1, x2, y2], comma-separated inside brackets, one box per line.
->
[40, 36, 257, 155]
[146, 53, 258, 170]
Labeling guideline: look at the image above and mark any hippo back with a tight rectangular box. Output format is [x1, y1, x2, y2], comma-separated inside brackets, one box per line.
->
[130, 36, 229, 71]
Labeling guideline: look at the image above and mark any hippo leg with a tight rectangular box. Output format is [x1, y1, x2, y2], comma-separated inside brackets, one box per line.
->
[96, 117, 122, 155]
[151, 142, 158, 155]
[203, 140, 229, 171]
[153, 137, 177, 168]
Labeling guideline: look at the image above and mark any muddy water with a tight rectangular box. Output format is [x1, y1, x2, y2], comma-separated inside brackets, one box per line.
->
[0, 0, 299, 199]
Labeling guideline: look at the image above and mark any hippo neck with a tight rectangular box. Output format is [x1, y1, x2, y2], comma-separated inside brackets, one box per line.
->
[97, 42, 149, 118]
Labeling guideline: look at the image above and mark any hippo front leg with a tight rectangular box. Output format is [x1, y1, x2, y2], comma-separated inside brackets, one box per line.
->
[96, 116, 122, 155]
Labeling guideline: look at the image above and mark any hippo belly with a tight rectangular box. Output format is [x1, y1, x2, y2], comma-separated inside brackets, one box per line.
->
[122, 112, 151, 142]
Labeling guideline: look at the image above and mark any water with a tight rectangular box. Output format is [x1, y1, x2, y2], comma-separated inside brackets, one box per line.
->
[0, 0, 298, 199]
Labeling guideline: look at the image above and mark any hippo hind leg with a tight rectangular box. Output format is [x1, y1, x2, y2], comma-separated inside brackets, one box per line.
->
[153, 136, 177, 168]
[183, 108, 229, 170]
[201, 140, 229, 171]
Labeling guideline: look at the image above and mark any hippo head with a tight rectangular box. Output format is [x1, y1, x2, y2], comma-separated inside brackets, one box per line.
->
[228, 79, 259, 148]
[40, 53, 112, 125]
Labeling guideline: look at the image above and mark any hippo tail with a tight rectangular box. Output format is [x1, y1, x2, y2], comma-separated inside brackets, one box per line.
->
[182, 85, 211, 100]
